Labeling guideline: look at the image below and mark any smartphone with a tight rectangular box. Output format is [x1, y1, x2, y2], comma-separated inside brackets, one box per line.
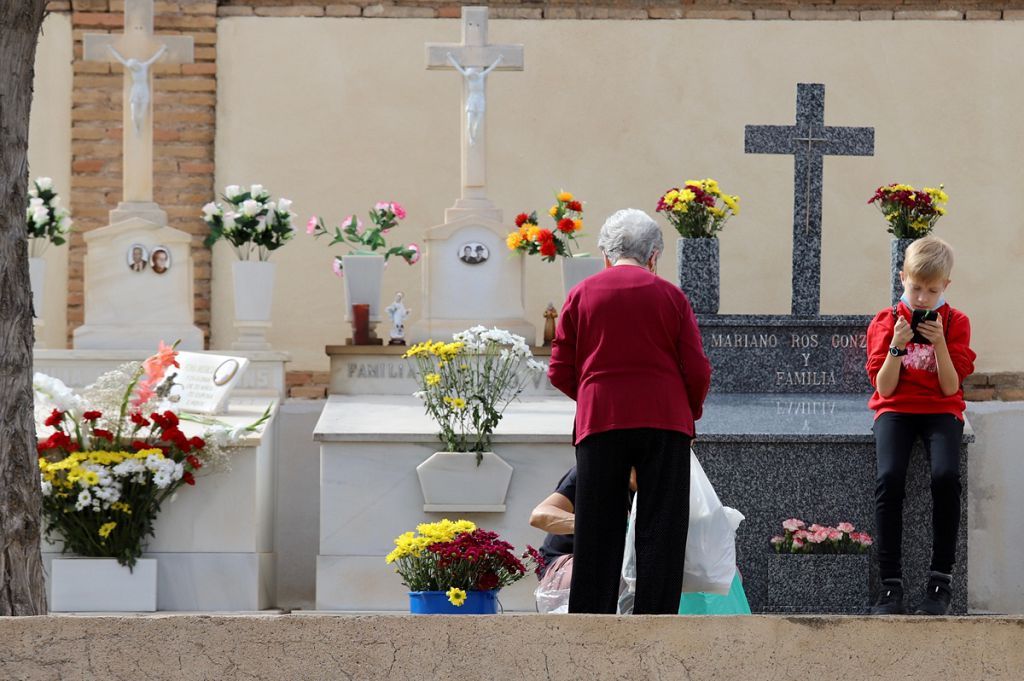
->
[910, 309, 938, 344]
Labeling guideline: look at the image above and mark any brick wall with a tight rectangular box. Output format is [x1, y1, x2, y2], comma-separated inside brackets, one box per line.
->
[213, 1, 1024, 21]
[53, 0, 216, 344]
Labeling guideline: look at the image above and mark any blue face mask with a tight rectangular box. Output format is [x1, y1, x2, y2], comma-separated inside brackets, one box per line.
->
[900, 294, 945, 311]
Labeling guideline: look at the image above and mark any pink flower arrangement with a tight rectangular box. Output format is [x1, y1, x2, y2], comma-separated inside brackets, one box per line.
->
[308, 200, 418, 274]
[771, 518, 873, 555]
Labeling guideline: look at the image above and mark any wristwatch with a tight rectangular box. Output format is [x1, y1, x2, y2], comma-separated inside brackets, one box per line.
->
[889, 345, 908, 357]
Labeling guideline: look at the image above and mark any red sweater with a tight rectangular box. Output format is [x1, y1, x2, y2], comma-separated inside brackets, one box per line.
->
[865, 301, 976, 420]
[548, 265, 712, 445]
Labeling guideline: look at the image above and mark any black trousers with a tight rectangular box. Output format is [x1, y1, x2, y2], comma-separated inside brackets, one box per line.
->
[568, 428, 691, 614]
[873, 412, 964, 581]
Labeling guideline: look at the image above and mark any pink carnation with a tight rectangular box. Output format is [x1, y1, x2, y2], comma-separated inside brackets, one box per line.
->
[809, 523, 825, 533]
[332, 258, 344, 278]
[792, 537, 805, 549]
[827, 529, 843, 541]
[770, 535, 785, 545]
[794, 530, 810, 540]
[306, 216, 318, 235]
[374, 201, 406, 220]
[836, 522, 855, 534]
[343, 215, 364, 234]
[782, 518, 805, 532]
[851, 532, 874, 546]
[407, 243, 421, 264]
[808, 530, 828, 544]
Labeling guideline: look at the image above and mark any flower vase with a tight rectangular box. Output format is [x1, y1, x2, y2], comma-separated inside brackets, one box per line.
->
[232, 260, 276, 350]
[415, 451, 514, 513]
[676, 237, 719, 314]
[49, 558, 158, 612]
[341, 254, 385, 344]
[408, 589, 500, 615]
[28, 256, 45, 347]
[765, 554, 870, 614]
[560, 255, 604, 298]
[891, 237, 916, 305]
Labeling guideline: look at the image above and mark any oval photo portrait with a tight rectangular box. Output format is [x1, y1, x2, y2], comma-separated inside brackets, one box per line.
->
[151, 246, 171, 275]
[127, 243, 149, 272]
[458, 242, 489, 265]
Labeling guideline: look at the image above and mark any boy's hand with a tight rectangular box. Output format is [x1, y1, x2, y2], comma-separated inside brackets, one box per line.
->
[892, 316, 913, 349]
[917, 316, 946, 348]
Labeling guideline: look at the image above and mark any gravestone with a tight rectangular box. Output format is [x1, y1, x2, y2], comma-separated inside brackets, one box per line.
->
[690, 83, 969, 614]
[73, 0, 202, 350]
[409, 7, 535, 343]
[175, 351, 250, 414]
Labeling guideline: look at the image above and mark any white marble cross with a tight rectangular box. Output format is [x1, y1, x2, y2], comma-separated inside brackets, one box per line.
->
[83, 0, 193, 205]
[426, 7, 523, 202]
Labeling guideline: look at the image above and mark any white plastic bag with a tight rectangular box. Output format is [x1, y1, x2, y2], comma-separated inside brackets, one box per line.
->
[618, 449, 743, 612]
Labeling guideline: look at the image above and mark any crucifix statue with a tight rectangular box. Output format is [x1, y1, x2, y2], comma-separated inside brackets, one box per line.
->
[745, 83, 874, 317]
[426, 7, 523, 210]
[83, 0, 193, 213]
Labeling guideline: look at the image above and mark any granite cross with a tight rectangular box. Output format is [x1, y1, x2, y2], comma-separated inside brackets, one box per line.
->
[745, 83, 874, 317]
[83, 0, 193, 205]
[425, 6, 523, 203]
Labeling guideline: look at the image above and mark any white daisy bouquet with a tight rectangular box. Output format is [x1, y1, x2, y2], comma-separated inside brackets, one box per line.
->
[404, 327, 545, 460]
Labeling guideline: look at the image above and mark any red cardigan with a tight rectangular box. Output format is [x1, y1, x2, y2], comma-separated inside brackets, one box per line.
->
[548, 265, 712, 445]
[865, 301, 976, 420]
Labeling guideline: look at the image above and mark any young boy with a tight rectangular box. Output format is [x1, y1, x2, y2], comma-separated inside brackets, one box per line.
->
[865, 236, 976, 615]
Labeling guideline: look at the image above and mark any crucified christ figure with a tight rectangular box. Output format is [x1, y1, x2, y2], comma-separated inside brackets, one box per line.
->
[108, 43, 167, 135]
[446, 52, 503, 147]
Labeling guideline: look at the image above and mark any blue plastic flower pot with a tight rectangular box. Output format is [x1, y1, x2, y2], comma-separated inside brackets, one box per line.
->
[408, 589, 499, 615]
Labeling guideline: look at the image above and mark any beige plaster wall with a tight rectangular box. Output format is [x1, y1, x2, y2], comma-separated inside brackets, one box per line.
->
[215, 18, 1024, 372]
[28, 13, 73, 349]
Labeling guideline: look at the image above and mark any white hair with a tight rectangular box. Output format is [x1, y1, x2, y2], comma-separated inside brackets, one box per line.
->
[597, 208, 664, 265]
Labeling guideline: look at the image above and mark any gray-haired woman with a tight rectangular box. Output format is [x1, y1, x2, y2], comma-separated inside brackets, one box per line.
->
[548, 208, 712, 614]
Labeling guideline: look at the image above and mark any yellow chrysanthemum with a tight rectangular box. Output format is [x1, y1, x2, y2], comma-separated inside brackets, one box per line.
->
[527, 226, 542, 242]
[444, 396, 467, 410]
[110, 502, 132, 514]
[425, 373, 441, 386]
[557, 191, 574, 203]
[506, 232, 523, 250]
[98, 522, 116, 539]
[721, 194, 740, 215]
[447, 587, 467, 607]
[82, 470, 100, 487]
[548, 205, 559, 218]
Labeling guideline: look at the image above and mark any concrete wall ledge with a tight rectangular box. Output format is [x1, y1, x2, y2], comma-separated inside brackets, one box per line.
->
[3, 613, 1023, 679]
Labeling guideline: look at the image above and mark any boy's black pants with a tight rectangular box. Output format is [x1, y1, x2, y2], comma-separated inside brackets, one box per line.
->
[569, 428, 690, 614]
[873, 412, 964, 581]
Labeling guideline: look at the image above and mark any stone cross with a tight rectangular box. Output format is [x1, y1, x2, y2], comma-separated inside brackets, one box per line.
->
[745, 83, 874, 317]
[426, 6, 523, 204]
[83, 0, 193, 207]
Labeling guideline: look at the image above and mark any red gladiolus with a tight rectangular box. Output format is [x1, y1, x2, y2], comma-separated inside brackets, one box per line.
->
[183, 471, 195, 486]
[83, 411, 102, 421]
[44, 409, 64, 428]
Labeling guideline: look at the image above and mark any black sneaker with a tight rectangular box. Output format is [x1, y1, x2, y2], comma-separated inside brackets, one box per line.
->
[870, 579, 905, 615]
[915, 574, 953, 615]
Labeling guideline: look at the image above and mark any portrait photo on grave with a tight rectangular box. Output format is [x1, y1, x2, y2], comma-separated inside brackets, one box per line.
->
[213, 359, 241, 387]
[459, 242, 489, 264]
[151, 246, 171, 274]
[127, 243, 148, 272]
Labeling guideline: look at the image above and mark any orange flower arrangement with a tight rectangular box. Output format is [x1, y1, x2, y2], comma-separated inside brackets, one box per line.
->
[506, 190, 584, 262]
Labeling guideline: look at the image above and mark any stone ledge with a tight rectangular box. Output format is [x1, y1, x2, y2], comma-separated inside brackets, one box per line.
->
[2, 614, 1024, 680]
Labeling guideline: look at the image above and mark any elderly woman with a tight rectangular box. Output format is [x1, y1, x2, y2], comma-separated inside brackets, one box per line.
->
[548, 208, 712, 614]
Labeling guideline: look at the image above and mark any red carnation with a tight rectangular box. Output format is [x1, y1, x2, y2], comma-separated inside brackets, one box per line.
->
[92, 429, 114, 442]
[44, 409, 64, 428]
[186, 454, 203, 470]
[188, 436, 205, 451]
[556, 218, 575, 234]
[37, 431, 72, 454]
[83, 411, 102, 421]
[183, 471, 195, 486]
[130, 412, 150, 427]
[515, 212, 530, 227]
[567, 200, 583, 212]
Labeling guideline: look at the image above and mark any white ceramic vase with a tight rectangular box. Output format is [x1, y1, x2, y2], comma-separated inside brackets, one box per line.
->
[560, 255, 604, 298]
[341, 254, 386, 322]
[415, 451, 514, 512]
[49, 558, 158, 612]
[232, 260, 276, 350]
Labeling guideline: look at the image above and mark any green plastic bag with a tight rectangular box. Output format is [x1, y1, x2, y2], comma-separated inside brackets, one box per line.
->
[678, 572, 751, 615]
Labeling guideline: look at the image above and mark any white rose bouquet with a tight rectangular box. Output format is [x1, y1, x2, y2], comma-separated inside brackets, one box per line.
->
[202, 184, 296, 260]
[26, 177, 73, 257]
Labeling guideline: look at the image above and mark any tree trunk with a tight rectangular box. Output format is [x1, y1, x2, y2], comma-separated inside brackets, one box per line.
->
[0, 0, 49, 616]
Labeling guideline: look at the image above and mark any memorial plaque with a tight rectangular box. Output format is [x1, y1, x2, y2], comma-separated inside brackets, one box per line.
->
[175, 351, 250, 414]
[698, 315, 873, 394]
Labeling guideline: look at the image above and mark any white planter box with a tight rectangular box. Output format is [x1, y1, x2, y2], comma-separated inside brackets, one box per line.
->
[50, 558, 157, 612]
[415, 451, 514, 512]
